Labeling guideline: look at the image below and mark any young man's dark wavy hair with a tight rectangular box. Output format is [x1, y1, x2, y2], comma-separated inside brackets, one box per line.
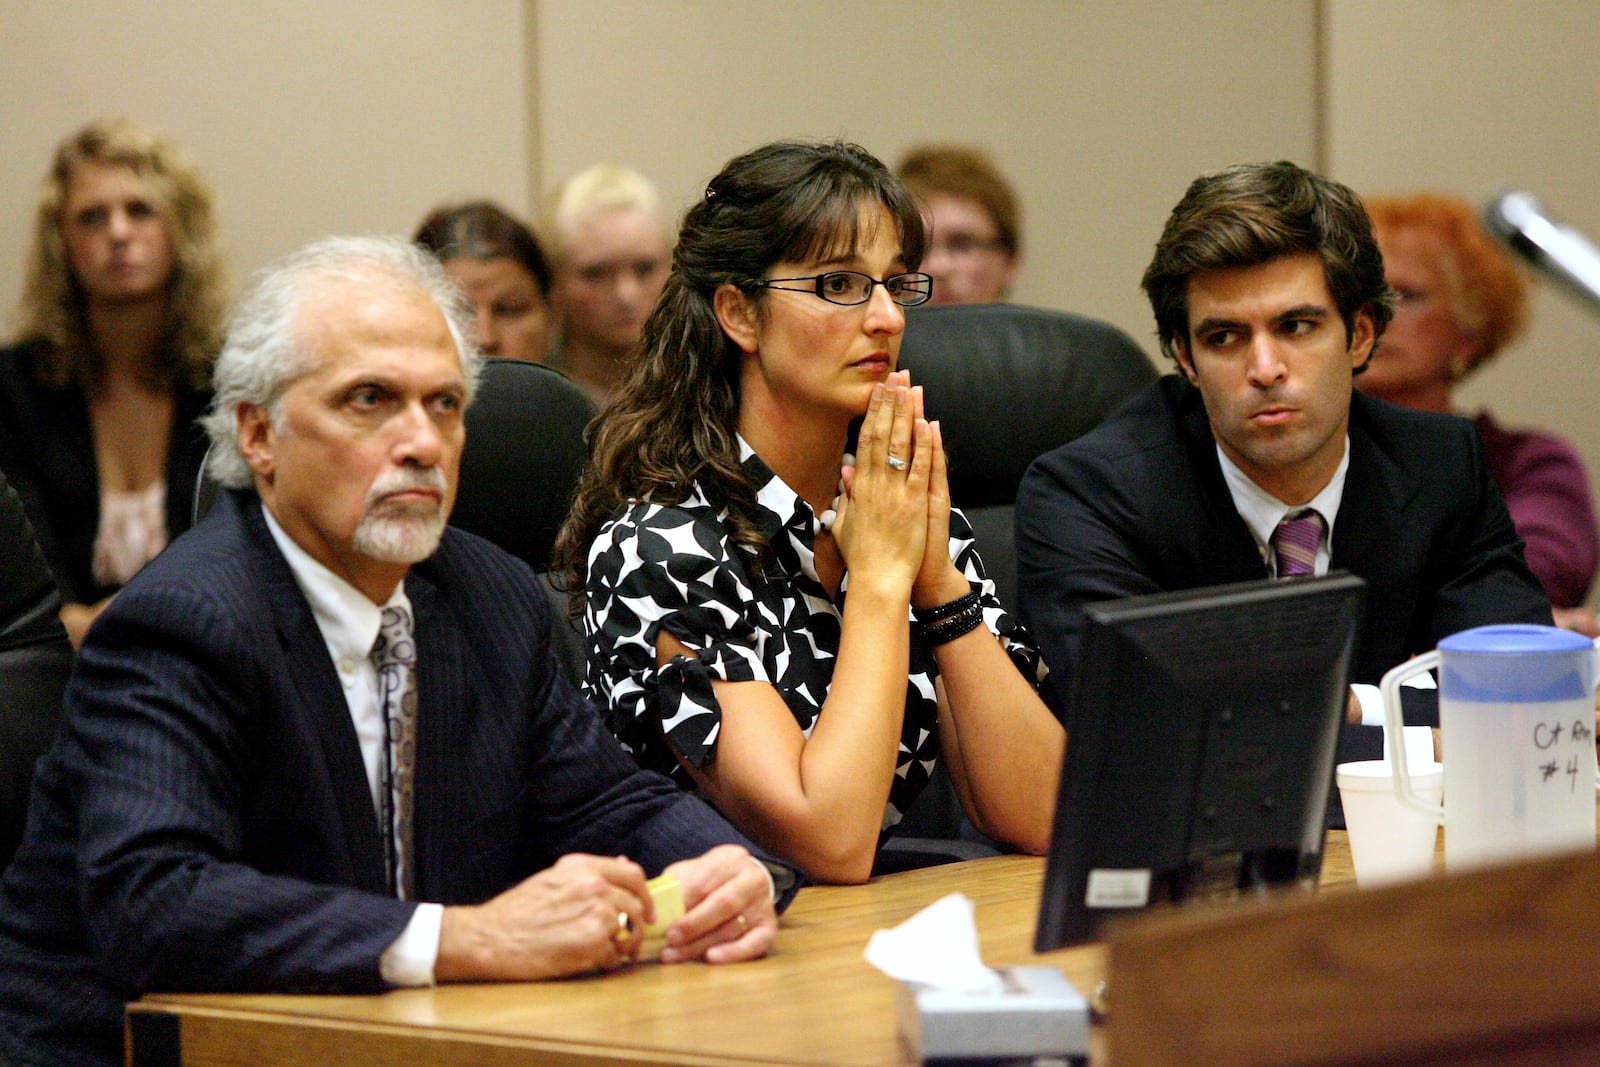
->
[1141, 160, 1395, 368]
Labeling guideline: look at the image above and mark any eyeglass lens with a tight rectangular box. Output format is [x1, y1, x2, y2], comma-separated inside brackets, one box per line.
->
[817, 271, 932, 306]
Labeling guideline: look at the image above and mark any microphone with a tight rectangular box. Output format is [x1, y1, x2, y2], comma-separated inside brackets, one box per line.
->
[1483, 190, 1600, 316]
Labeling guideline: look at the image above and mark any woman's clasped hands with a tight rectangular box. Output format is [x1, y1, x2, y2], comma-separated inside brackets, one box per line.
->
[831, 370, 962, 606]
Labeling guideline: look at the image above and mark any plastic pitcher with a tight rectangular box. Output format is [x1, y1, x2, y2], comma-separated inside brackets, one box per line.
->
[1381, 624, 1599, 871]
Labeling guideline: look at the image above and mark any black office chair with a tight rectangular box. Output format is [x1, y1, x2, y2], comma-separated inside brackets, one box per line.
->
[453, 360, 596, 683]
[452, 360, 595, 574]
[0, 471, 73, 875]
[898, 301, 1158, 611]
[880, 303, 1157, 867]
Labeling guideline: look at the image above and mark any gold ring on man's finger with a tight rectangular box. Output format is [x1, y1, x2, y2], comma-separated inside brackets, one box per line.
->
[613, 910, 634, 948]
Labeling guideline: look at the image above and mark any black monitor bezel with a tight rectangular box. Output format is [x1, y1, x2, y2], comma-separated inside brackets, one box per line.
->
[1034, 573, 1364, 950]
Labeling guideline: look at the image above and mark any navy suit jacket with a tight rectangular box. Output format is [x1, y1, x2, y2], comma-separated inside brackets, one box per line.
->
[0, 490, 780, 1066]
[1016, 376, 1552, 752]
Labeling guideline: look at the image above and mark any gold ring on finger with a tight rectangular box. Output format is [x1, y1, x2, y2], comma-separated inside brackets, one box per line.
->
[613, 910, 634, 948]
[735, 913, 749, 934]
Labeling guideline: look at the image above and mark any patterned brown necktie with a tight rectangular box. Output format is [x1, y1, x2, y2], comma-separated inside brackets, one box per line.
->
[371, 604, 418, 900]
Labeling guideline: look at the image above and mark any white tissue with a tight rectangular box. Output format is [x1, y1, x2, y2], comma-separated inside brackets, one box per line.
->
[863, 892, 1006, 996]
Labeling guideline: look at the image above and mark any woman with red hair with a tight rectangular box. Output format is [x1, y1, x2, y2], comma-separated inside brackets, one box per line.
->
[1359, 191, 1598, 631]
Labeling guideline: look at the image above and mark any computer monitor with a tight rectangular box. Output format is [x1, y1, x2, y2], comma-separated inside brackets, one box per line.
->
[1034, 573, 1365, 950]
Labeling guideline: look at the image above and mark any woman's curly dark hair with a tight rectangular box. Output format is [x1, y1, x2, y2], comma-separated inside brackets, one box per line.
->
[553, 139, 924, 608]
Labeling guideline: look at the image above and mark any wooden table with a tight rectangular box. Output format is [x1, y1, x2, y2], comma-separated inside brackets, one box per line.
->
[1106, 830, 1600, 1066]
[128, 835, 1359, 1066]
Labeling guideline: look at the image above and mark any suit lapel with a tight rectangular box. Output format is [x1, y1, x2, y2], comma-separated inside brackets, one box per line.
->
[239, 494, 390, 894]
[1174, 387, 1271, 583]
[1330, 402, 1420, 575]
[407, 573, 463, 902]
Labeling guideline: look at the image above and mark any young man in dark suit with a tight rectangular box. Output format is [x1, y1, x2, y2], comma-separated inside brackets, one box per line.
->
[0, 236, 788, 1067]
[1016, 161, 1549, 761]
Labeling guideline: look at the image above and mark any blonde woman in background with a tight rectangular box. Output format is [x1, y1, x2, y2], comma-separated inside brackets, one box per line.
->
[896, 144, 1020, 306]
[0, 119, 226, 646]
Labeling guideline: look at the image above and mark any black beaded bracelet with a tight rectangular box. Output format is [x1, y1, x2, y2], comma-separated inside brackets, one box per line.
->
[913, 589, 979, 626]
[919, 602, 985, 646]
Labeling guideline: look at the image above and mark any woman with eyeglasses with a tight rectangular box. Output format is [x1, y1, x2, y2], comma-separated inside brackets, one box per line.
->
[555, 140, 1062, 884]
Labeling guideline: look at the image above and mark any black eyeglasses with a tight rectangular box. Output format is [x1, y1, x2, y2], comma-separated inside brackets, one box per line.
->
[751, 270, 934, 307]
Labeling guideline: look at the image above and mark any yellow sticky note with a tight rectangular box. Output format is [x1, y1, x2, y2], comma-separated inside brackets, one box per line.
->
[640, 872, 685, 961]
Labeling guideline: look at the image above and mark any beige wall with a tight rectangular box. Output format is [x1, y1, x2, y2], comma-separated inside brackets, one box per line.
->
[0, 1, 1317, 358]
[0, 0, 530, 325]
[3, 0, 1598, 593]
[535, 0, 1319, 353]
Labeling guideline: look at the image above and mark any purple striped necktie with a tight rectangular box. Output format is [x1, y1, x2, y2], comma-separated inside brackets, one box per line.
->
[1271, 509, 1325, 579]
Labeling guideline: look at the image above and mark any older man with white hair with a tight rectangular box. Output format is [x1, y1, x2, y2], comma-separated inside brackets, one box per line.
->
[0, 236, 786, 1067]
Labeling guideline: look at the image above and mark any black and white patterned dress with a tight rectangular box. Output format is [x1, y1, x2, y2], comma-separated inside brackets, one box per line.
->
[583, 443, 1044, 847]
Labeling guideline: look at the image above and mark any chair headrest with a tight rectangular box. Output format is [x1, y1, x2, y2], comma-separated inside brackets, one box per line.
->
[453, 360, 597, 572]
[898, 303, 1156, 507]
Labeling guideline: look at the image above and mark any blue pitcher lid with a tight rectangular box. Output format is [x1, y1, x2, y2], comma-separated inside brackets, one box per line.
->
[1438, 623, 1593, 654]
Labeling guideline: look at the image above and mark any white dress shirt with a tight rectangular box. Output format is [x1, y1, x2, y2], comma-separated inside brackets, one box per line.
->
[262, 509, 442, 986]
[1213, 438, 1431, 724]
[1215, 439, 1347, 578]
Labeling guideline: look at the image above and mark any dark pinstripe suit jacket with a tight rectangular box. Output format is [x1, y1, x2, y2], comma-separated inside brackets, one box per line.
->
[0, 490, 771, 1067]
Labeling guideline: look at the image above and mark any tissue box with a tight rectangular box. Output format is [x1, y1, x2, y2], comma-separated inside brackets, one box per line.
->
[895, 965, 1089, 1064]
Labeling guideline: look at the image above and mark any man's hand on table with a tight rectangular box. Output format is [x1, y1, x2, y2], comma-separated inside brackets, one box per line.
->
[436, 853, 652, 981]
[432, 845, 775, 982]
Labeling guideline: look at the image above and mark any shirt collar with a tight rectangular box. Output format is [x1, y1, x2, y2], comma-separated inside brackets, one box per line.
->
[737, 435, 828, 544]
[262, 506, 411, 665]
[1216, 436, 1349, 555]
